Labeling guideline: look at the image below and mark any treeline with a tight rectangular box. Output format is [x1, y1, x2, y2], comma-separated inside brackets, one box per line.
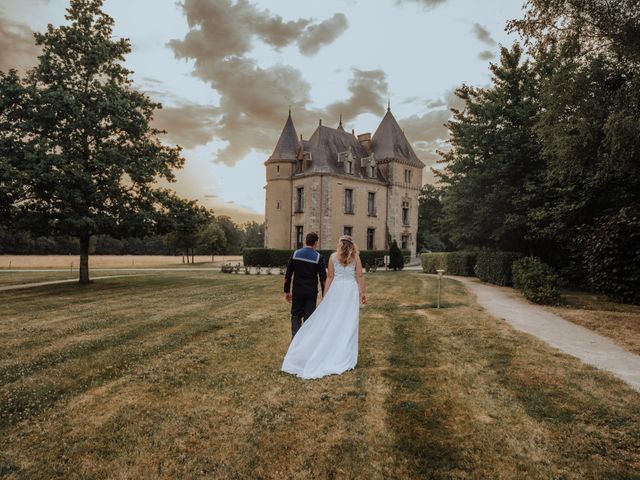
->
[417, 0, 639, 302]
[0, 219, 264, 256]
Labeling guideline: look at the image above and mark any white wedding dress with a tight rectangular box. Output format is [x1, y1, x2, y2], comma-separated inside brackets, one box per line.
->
[281, 253, 360, 379]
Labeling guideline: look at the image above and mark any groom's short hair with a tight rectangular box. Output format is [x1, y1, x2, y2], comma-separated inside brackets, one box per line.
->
[305, 232, 319, 246]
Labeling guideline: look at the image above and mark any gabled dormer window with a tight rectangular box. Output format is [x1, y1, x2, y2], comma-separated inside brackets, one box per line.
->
[369, 165, 376, 178]
[346, 159, 353, 174]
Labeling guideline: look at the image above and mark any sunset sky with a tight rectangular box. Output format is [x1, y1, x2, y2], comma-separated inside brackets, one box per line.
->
[1, 0, 524, 223]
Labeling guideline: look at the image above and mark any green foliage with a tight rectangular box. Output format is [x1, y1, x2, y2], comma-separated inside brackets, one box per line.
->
[575, 207, 640, 304]
[421, 251, 477, 276]
[242, 248, 409, 268]
[388, 240, 404, 271]
[198, 218, 227, 256]
[241, 221, 264, 249]
[417, 184, 448, 252]
[512, 257, 560, 304]
[474, 251, 522, 286]
[436, 44, 545, 254]
[0, 0, 188, 282]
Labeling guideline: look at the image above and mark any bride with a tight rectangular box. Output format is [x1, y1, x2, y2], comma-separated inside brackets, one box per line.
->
[281, 235, 366, 379]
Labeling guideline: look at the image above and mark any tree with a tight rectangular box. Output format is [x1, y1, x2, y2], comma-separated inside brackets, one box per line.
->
[165, 200, 210, 264]
[507, 0, 640, 280]
[416, 184, 447, 252]
[217, 216, 242, 254]
[437, 43, 546, 255]
[198, 218, 227, 261]
[241, 221, 265, 249]
[388, 240, 404, 271]
[0, 0, 185, 283]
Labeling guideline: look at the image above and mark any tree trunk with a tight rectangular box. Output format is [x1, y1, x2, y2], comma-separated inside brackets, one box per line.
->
[191, 248, 195, 264]
[79, 233, 91, 284]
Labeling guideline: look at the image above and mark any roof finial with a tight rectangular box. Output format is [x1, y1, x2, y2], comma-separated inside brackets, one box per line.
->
[288, 105, 291, 117]
[339, 112, 343, 127]
[319, 118, 322, 126]
[387, 97, 391, 112]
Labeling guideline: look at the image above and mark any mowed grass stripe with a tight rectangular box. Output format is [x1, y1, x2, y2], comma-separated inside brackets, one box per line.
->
[0, 274, 253, 366]
[378, 274, 640, 479]
[0, 274, 276, 430]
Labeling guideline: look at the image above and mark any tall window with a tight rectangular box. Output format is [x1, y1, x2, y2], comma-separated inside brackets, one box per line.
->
[404, 169, 412, 184]
[296, 226, 304, 248]
[343, 226, 353, 236]
[296, 187, 304, 212]
[367, 228, 375, 250]
[276, 165, 280, 175]
[401, 235, 409, 250]
[367, 192, 376, 216]
[344, 189, 354, 214]
[402, 201, 409, 225]
[346, 160, 353, 174]
[276, 200, 281, 210]
[369, 165, 376, 177]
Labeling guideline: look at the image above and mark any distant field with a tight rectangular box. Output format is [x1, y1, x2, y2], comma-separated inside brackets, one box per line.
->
[0, 270, 140, 288]
[1, 272, 638, 479]
[0, 255, 243, 269]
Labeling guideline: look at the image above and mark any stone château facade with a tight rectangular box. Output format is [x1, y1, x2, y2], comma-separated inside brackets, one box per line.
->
[264, 106, 424, 256]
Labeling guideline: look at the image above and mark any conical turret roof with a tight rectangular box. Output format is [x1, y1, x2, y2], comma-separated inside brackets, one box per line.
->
[372, 109, 425, 167]
[267, 110, 299, 162]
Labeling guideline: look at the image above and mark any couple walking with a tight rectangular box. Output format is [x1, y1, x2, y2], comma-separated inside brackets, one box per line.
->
[281, 232, 366, 380]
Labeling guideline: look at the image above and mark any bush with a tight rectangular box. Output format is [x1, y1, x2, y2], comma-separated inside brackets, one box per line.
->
[243, 247, 410, 268]
[421, 251, 476, 276]
[575, 206, 640, 304]
[388, 240, 404, 270]
[474, 251, 522, 286]
[512, 257, 561, 304]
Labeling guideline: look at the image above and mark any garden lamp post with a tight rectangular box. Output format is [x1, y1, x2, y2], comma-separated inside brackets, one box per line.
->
[436, 269, 445, 308]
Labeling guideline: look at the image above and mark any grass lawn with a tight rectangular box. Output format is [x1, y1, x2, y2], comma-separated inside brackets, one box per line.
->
[0, 271, 143, 288]
[1, 272, 639, 479]
[546, 290, 640, 357]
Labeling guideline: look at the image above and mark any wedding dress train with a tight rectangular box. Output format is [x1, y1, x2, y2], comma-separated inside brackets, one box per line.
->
[281, 254, 360, 379]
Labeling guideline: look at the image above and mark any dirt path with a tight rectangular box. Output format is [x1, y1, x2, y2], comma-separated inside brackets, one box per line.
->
[452, 275, 640, 391]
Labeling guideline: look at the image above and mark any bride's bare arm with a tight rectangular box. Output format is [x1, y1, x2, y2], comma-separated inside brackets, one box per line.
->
[355, 254, 366, 304]
[323, 253, 334, 297]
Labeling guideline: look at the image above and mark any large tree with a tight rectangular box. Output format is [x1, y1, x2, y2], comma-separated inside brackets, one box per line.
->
[416, 184, 447, 252]
[508, 0, 640, 295]
[0, 0, 186, 283]
[437, 44, 546, 254]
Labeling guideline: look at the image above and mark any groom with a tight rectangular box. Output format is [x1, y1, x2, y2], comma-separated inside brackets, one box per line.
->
[284, 232, 327, 337]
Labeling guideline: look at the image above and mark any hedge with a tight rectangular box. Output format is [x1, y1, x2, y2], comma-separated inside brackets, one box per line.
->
[575, 206, 640, 304]
[243, 248, 410, 267]
[474, 251, 522, 286]
[512, 257, 560, 304]
[421, 251, 477, 276]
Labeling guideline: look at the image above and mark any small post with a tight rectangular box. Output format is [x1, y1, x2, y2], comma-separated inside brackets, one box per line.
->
[436, 269, 445, 309]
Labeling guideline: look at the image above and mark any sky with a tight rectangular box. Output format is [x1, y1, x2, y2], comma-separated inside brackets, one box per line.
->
[0, 0, 525, 223]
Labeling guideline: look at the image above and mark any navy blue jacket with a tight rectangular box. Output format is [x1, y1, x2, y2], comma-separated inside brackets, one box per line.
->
[284, 247, 327, 295]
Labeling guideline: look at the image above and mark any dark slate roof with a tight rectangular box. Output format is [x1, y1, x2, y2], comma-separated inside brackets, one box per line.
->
[372, 109, 425, 168]
[303, 125, 386, 182]
[267, 112, 298, 162]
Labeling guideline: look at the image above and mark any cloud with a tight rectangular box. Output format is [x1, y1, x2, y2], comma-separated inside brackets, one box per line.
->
[478, 50, 494, 60]
[471, 23, 497, 47]
[152, 102, 220, 150]
[170, 0, 387, 166]
[0, 18, 41, 72]
[396, 0, 448, 9]
[325, 68, 388, 122]
[298, 13, 348, 56]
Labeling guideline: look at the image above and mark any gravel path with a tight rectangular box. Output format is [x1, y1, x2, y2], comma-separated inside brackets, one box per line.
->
[451, 275, 640, 391]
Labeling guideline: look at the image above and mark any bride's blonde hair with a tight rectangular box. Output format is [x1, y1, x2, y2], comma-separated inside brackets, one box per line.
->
[336, 235, 358, 266]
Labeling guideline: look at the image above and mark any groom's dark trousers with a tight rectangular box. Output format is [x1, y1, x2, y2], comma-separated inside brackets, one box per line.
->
[284, 247, 327, 337]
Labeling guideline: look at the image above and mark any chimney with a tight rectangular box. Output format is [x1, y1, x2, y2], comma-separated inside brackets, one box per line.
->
[358, 132, 372, 153]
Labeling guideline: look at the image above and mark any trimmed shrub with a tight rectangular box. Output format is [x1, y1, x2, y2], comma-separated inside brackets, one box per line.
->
[421, 252, 446, 274]
[388, 240, 404, 270]
[512, 257, 560, 304]
[243, 247, 409, 268]
[421, 251, 477, 276]
[575, 206, 640, 304]
[474, 251, 522, 286]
